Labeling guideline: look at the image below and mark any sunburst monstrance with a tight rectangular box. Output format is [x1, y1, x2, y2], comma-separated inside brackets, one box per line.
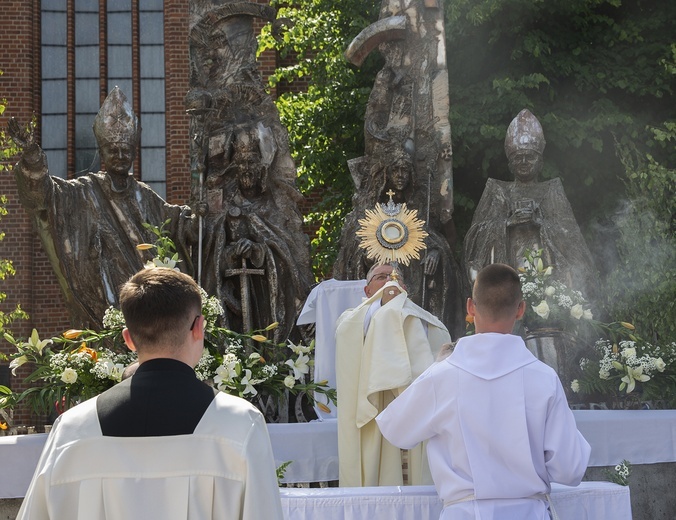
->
[356, 190, 428, 266]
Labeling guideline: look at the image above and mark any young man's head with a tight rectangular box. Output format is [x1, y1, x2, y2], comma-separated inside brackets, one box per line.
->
[468, 263, 525, 333]
[119, 268, 204, 365]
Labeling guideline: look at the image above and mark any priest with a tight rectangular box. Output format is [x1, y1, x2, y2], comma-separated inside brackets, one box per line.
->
[16, 268, 284, 520]
[335, 262, 451, 487]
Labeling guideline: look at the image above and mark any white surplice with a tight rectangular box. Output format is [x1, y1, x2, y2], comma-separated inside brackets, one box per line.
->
[376, 333, 591, 520]
[16, 392, 284, 520]
[335, 283, 451, 487]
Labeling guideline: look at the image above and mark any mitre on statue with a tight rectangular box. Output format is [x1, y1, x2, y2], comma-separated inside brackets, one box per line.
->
[504, 108, 546, 159]
[92, 86, 140, 147]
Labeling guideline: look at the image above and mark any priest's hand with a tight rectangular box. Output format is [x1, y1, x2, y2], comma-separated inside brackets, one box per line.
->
[381, 283, 402, 305]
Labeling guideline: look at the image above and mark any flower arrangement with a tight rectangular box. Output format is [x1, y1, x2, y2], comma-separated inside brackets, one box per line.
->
[572, 335, 676, 408]
[2, 222, 336, 423]
[518, 248, 594, 333]
[3, 294, 335, 420]
[4, 325, 136, 415]
[604, 460, 631, 486]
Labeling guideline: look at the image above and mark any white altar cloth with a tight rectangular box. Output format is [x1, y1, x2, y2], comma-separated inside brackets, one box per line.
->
[279, 482, 632, 520]
[2, 410, 674, 498]
[296, 279, 366, 419]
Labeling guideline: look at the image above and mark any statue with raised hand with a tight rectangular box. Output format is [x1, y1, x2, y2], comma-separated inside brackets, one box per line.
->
[8, 87, 197, 328]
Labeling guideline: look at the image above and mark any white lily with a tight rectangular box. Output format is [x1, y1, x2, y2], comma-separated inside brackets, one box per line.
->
[240, 369, 258, 396]
[285, 353, 310, 380]
[26, 329, 52, 355]
[9, 355, 28, 376]
[620, 366, 650, 393]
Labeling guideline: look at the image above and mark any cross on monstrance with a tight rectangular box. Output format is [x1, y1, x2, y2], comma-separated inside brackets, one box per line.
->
[223, 258, 264, 335]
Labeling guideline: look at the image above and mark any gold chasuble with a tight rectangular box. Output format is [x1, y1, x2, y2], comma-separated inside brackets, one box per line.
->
[335, 283, 451, 487]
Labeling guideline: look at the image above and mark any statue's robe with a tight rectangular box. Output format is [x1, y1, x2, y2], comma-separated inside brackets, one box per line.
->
[464, 178, 597, 298]
[335, 282, 451, 487]
[201, 189, 313, 342]
[15, 158, 193, 327]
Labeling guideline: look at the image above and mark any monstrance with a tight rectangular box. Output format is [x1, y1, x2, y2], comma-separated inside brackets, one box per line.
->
[356, 190, 428, 268]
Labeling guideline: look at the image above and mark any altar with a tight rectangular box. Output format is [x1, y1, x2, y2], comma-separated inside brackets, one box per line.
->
[5, 411, 676, 518]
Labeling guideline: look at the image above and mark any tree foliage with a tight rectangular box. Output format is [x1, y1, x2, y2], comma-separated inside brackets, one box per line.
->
[260, 0, 381, 278]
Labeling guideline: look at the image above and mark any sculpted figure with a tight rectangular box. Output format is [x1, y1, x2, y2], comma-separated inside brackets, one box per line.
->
[464, 109, 598, 298]
[188, 2, 313, 342]
[200, 124, 313, 342]
[334, 145, 466, 339]
[9, 87, 196, 327]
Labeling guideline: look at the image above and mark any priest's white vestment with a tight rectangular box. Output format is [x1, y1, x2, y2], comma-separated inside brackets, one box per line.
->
[335, 283, 451, 487]
[16, 392, 284, 520]
[376, 333, 591, 519]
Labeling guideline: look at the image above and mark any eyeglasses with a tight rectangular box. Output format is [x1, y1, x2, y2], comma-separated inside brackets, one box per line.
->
[368, 272, 392, 284]
[189, 315, 201, 331]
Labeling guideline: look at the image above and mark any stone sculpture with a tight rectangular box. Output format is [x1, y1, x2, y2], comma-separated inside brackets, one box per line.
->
[334, 0, 465, 338]
[187, 0, 313, 342]
[463, 109, 598, 300]
[8, 87, 196, 328]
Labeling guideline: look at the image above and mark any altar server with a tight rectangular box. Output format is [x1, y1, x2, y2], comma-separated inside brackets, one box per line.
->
[377, 263, 590, 519]
[17, 268, 283, 520]
[335, 263, 451, 487]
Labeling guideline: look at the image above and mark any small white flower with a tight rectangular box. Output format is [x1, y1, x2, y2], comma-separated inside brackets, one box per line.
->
[544, 286, 556, 297]
[654, 357, 666, 372]
[532, 301, 550, 319]
[284, 375, 296, 389]
[571, 380, 580, 393]
[61, 367, 78, 384]
[570, 304, 584, 320]
[583, 309, 593, 320]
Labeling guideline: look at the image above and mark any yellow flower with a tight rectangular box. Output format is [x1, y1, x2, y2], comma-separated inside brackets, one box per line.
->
[251, 334, 268, 343]
[78, 344, 98, 361]
[316, 402, 332, 414]
[136, 243, 154, 250]
[63, 329, 84, 340]
[465, 314, 475, 325]
[264, 321, 279, 331]
[316, 380, 329, 386]
[0, 422, 7, 430]
[620, 322, 635, 330]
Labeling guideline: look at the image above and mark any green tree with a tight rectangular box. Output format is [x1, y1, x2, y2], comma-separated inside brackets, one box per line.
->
[603, 124, 675, 341]
[260, 0, 381, 278]
[446, 0, 675, 236]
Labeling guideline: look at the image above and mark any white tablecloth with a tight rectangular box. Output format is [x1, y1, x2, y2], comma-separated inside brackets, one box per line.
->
[3, 410, 675, 497]
[279, 482, 632, 520]
[297, 279, 366, 419]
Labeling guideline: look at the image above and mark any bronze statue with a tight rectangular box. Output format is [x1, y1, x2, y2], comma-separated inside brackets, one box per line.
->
[464, 109, 598, 299]
[188, 1, 313, 341]
[8, 87, 196, 328]
[334, 0, 465, 338]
